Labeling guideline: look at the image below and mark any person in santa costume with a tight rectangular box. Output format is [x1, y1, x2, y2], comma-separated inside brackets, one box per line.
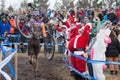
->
[68, 23, 93, 80]
[90, 21, 112, 80]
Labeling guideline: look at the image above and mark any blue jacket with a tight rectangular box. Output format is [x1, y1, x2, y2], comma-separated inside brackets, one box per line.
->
[0, 20, 10, 35]
[103, 15, 108, 21]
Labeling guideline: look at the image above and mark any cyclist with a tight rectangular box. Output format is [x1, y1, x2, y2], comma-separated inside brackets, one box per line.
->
[27, 11, 46, 73]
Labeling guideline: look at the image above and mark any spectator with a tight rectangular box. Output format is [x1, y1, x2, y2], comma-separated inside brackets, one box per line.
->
[107, 8, 118, 25]
[105, 30, 120, 75]
[0, 15, 10, 36]
[57, 25, 67, 54]
[9, 16, 16, 34]
[116, 8, 120, 25]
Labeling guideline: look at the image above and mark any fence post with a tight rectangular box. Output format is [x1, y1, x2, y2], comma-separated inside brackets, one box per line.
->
[15, 44, 18, 80]
[0, 41, 3, 79]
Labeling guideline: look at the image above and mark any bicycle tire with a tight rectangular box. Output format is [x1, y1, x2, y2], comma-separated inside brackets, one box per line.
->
[16, 15, 32, 39]
[44, 33, 55, 60]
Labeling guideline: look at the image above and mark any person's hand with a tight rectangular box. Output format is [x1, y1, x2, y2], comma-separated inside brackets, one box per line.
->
[103, 21, 112, 29]
[4, 31, 8, 37]
[84, 52, 88, 58]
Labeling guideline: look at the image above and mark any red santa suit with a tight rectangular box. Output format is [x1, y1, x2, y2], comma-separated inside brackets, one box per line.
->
[68, 23, 92, 73]
[67, 13, 76, 24]
[69, 23, 81, 39]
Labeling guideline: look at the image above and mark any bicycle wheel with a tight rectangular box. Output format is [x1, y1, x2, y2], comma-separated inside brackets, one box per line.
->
[44, 33, 55, 60]
[16, 15, 32, 39]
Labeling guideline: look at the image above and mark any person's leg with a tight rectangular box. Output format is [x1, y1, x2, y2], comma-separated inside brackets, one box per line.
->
[34, 54, 38, 72]
[113, 57, 119, 75]
[107, 57, 114, 74]
[74, 72, 83, 80]
[28, 39, 34, 64]
[34, 39, 40, 72]
[57, 37, 63, 53]
[92, 63, 105, 80]
[87, 56, 93, 77]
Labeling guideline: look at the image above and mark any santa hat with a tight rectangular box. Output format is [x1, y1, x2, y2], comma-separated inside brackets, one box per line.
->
[61, 25, 67, 29]
[85, 23, 92, 29]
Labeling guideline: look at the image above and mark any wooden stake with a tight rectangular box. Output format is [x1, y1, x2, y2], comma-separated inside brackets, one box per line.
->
[15, 44, 18, 80]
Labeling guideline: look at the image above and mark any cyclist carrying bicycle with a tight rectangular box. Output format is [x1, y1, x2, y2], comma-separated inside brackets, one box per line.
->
[26, 11, 46, 73]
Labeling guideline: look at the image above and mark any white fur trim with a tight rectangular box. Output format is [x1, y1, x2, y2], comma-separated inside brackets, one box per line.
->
[61, 25, 67, 29]
[76, 22, 81, 25]
[74, 36, 79, 48]
[74, 51, 84, 55]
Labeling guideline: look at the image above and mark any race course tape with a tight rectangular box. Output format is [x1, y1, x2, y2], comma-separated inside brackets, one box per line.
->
[70, 52, 120, 65]
[0, 46, 17, 80]
[63, 57, 96, 80]
[2, 46, 16, 78]
[64, 48, 120, 80]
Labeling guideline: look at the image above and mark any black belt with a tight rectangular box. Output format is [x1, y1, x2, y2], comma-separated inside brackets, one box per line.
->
[74, 48, 85, 51]
[67, 39, 70, 41]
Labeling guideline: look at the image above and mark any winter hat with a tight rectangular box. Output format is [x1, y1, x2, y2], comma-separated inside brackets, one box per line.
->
[61, 25, 67, 29]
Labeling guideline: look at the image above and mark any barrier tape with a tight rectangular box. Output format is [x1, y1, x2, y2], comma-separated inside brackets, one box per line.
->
[70, 52, 120, 65]
[63, 58, 96, 80]
[0, 46, 17, 80]
[2, 46, 16, 78]
[64, 48, 120, 80]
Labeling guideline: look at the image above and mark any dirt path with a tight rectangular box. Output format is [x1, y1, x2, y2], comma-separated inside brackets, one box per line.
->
[18, 53, 74, 80]
[2, 53, 120, 80]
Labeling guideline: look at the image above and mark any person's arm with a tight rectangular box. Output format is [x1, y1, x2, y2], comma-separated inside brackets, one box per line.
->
[116, 38, 120, 54]
[4, 22, 10, 37]
[6, 22, 11, 33]
[41, 23, 46, 37]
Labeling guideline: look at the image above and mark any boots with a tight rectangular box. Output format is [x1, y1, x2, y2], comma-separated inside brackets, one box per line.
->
[114, 71, 118, 75]
[20, 42, 24, 53]
[110, 70, 118, 75]
[74, 73, 86, 80]
[70, 71, 76, 77]
[110, 70, 114, 75]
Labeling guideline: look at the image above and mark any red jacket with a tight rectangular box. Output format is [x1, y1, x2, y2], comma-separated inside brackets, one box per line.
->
[116, 10, 120, 19]
[56, 24, 62, 32]
[69, 24, 81, 39]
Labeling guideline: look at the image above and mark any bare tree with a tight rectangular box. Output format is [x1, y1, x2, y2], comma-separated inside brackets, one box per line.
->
[20, 0, 28, 10]
[1, 0, 5, 12]
[34, 0, 48, 9]
[8, 5, 14, 12]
